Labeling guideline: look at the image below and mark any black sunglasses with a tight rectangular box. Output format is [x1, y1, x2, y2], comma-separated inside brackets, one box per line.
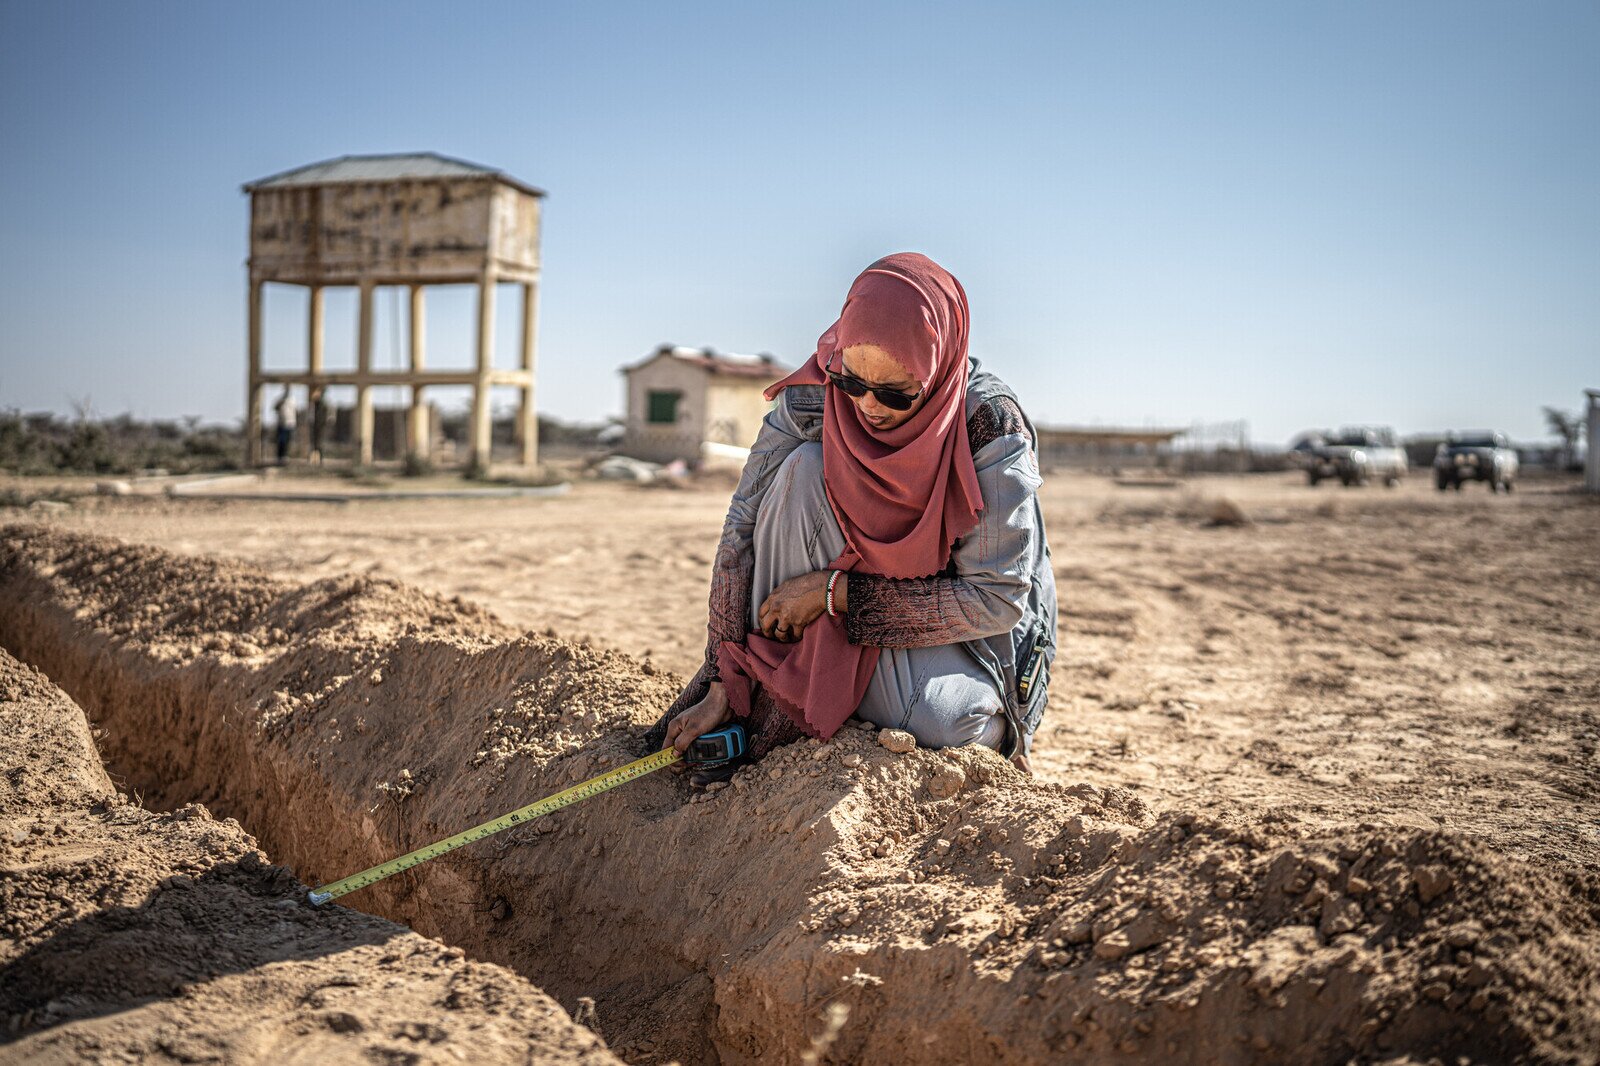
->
[825, 368, 922, 411]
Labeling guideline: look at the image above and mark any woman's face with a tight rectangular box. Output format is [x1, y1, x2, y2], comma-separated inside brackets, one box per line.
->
[837, 344, 929, 431]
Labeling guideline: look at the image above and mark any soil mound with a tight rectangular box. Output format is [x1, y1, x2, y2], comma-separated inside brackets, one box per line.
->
[0, 647, 618, 1064]
[3, 525, 1599, 1064]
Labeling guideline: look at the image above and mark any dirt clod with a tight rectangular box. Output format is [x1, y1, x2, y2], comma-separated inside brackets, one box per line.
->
[879, 728, 917, 753]
[1414, 863, 1456, 903]
[1205, 498, 1250, 526]
[926, 766, 966, 799]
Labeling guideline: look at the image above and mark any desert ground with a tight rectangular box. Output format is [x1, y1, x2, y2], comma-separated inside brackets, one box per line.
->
[15, 469, 1600, 866]
[4, 467, 1598, 1063]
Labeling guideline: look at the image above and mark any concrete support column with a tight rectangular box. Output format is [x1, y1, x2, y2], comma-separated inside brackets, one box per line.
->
[356, 278, 375, 466]
[517, 279, 539, 467]
[308, 284, 325, 376]
[307, 284, 324, 462]
[246, 278, 263, 466]
[469, 271, 497, 474]
[407, 284, 429, 461]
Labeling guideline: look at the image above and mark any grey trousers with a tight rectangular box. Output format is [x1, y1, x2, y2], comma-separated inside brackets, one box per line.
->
[750, 443, 1007, 751]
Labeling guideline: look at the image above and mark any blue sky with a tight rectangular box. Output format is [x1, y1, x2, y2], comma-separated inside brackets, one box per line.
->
[1, 0, 1595, 443]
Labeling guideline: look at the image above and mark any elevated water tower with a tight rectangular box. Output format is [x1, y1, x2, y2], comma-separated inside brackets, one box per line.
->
[244, 153, 544, 469]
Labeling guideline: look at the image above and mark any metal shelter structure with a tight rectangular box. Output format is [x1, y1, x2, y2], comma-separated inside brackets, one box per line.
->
[243, 153, 545, 469]
[1033, 425, 1187, 471]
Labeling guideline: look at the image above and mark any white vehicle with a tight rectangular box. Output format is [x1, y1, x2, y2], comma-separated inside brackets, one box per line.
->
[1304, 426, 1408, 487]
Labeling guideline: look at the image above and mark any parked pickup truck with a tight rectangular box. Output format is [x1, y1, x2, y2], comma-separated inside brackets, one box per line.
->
[1304, 426, 1408, 487]
[1434, 431, 1518, 493]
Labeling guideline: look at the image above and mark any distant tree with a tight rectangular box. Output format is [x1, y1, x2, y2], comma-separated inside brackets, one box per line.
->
[1544, 407, 1581, 469]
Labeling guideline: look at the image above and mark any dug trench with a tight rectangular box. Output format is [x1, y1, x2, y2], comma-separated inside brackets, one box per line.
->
[2, 525, 1598, 1064]
[0, 647, 620, 1064]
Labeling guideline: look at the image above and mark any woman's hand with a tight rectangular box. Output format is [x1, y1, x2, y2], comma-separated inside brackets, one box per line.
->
[757, 570, 842, 642]
[665, 682, 733, 753]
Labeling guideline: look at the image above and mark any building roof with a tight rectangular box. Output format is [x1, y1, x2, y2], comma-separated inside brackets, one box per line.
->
[244, 153, 545, 198]
[623, 345, 788, 381]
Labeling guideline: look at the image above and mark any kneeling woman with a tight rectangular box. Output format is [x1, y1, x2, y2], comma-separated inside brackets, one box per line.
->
[647, 253, 1056, 776]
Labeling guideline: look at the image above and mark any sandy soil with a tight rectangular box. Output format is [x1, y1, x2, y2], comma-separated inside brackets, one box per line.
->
[13, 470, 1599, 873]
[0, 646, 619, 1065]
[3, 525, 1598, 1064]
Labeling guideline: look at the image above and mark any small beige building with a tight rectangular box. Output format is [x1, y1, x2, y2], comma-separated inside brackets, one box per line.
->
[621, 346, 786, 463]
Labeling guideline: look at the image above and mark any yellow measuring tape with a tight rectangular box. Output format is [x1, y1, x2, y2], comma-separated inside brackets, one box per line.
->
[308, 746, 682, 906]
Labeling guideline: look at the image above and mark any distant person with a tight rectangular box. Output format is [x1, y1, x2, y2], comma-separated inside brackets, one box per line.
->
[273, 387, 296, 464]
[645, 253, 1056, 782]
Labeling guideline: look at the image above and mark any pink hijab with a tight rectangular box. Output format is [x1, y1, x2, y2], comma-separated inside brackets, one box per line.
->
[718, 253, 984, 739]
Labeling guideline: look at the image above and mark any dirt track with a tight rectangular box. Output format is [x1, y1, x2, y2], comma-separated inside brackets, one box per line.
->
[3, 506, 1599, 1063]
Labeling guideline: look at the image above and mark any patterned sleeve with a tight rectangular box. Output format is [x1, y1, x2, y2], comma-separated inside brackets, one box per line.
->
[701, 387, 823, 676]
[644, 390, 822, 748]
[700, 536, 753, 682]
[844, 396, 1040, 650]
[671, 386, 821, 672]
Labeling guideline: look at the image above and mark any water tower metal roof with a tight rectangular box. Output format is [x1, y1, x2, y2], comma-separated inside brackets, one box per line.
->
[244, 152, 545, 198]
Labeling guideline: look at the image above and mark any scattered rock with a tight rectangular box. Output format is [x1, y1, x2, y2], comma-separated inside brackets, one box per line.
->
[1319, 896, 1363, 937]
[1245, 926, 1320, 995]
[927, 767, 966, 799]
[572, 996, 600, 1035]
[1094, 931, 1135, 960]
[878, 729, 916, 754]
[1413, 864, 1456, 903]
[1205, 498, 1249, 527]
[1093, 914, 1164, 961]
[320, 1011, 366, 1034]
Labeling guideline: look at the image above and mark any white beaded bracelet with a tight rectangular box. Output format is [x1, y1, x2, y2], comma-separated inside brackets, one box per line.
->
[825, 569, 843, 617]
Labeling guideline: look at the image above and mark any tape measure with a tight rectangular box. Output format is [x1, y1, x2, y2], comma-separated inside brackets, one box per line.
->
[307, 723, 746, 907]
